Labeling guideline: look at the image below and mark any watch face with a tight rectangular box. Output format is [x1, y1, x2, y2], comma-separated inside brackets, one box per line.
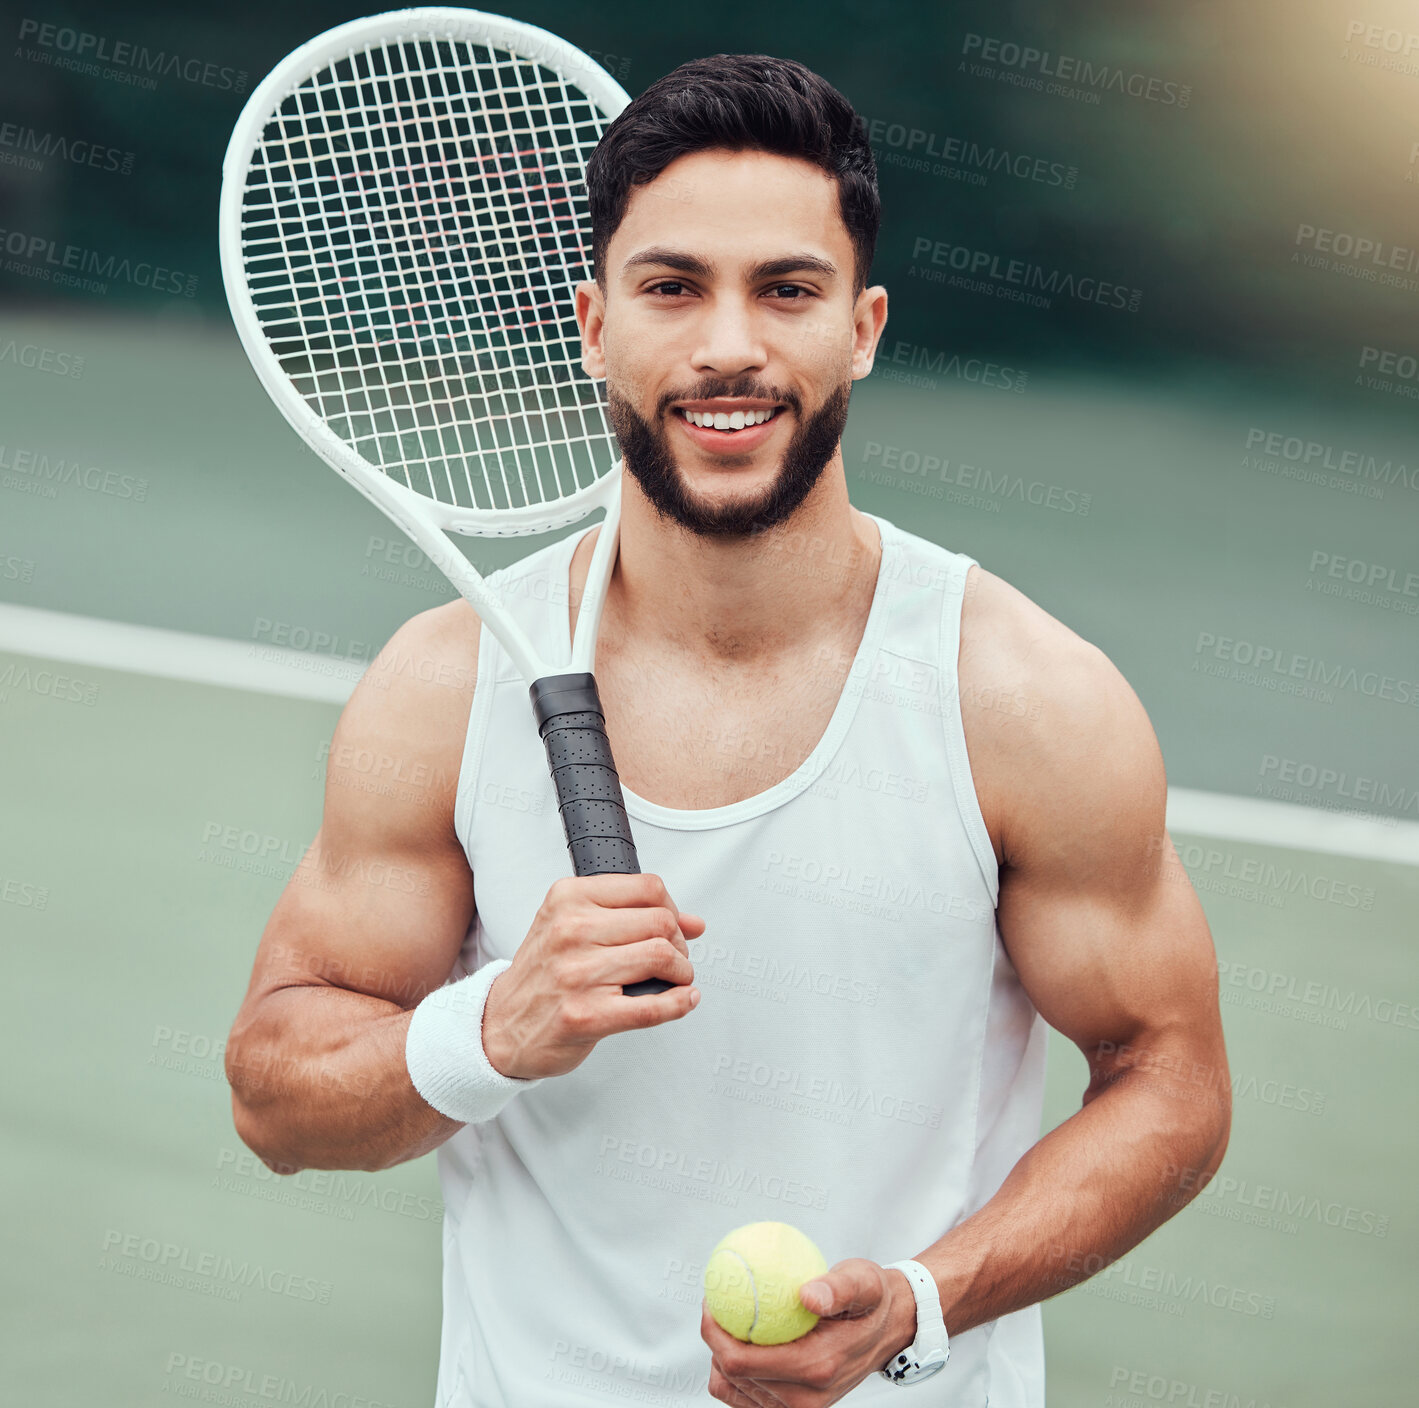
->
[882, 1354, 947, 1384]
[904, 1359, 947, 1383]
[879, 1351, 947, 1385]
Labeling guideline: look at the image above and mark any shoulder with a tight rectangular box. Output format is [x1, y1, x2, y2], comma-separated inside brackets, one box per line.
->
[958, 564, 1166, 872]
[328, 600, 483, 826]
[364, 597, 482, 702]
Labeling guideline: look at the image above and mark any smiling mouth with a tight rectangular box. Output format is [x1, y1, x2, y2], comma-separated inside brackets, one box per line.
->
[674, 405, 784, 433]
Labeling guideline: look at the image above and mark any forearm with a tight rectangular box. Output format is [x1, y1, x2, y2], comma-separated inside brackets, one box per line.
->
[883, 1059, 1230, 1352]
[226, 984, 463, 1173]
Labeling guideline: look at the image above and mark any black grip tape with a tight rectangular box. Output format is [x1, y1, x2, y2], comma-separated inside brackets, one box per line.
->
[530, 673, 670, 997]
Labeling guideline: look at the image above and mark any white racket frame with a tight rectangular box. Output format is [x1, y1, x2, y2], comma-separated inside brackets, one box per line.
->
[218, 7, 632, 685]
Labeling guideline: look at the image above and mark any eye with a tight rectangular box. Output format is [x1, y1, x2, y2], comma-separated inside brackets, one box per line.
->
[768, 283, 812, 300]
[648, 279, 691, 297]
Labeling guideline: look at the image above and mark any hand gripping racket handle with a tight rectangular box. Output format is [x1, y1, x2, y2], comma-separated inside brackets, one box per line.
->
[530, 673, 673, 997]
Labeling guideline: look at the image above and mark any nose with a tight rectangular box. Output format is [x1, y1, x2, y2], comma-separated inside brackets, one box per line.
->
[689, 294, 768, 380]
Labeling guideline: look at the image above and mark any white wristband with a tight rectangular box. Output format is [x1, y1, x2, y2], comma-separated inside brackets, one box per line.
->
[405, 959, 544, 1124]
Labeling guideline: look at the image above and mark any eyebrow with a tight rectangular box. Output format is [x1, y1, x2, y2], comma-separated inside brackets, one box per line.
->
[620, 247, 840, 283]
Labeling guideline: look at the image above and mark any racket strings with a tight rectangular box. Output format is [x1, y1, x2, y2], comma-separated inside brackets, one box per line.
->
[240, 35, 620, 513]
[262, 48, 595, 506]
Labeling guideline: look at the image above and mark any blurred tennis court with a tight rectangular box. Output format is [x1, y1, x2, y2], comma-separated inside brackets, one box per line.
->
[2, 304, 1416, 1405]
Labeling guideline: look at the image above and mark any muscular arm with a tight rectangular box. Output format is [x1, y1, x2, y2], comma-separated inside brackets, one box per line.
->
[885, 579, 1231, 1348]
[224, 602, 483, 1174]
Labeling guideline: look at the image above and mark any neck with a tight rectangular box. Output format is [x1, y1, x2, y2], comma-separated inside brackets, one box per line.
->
[595, 456, 882, 667]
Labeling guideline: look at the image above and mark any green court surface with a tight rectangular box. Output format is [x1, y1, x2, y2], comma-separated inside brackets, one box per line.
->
[2, 654, 1415, 1406]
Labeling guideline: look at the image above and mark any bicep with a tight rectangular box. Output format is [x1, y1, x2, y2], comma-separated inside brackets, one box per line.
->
[994, 642, 1222, 1072]
[999, 827, 1219, 1063]
[237, 609, 479, 1017]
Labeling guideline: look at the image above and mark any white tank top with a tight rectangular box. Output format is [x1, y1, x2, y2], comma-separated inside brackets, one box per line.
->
[433, 512, 1048, 1407]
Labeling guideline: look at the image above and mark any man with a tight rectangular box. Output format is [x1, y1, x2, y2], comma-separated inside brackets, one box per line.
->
[226, 52, 1230, 1407]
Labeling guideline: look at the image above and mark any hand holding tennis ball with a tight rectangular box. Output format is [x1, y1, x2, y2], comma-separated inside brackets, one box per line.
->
[703, 1221, 830, 1345]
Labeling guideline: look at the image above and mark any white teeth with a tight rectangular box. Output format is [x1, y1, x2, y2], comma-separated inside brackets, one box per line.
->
[682, 408, 776, 429]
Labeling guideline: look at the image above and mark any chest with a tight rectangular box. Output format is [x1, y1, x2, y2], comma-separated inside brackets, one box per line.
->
[555, 537, 1005, 858]
[588, 634, 1002, 869]
[591, 640, 852, 810]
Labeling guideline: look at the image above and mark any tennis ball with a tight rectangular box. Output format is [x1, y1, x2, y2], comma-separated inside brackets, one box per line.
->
[703, 1221, 829, 1345]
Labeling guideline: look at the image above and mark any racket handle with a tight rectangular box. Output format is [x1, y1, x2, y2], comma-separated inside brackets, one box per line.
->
[530, 673, 673, 997]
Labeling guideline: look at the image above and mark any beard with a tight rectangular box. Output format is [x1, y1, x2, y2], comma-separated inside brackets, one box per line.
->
[605, 376, 852, 539]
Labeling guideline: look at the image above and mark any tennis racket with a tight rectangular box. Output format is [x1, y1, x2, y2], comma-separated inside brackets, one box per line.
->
[219, 7, 672, 996]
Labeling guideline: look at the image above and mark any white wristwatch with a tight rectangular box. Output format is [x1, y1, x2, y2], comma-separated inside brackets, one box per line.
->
[878, 1259, 950, 1385]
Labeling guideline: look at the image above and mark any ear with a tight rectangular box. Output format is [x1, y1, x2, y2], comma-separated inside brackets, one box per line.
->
[575, 278, 607, 380]
[850, 283, 889, 380]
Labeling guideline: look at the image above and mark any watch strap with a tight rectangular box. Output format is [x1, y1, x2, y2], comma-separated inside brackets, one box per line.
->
[878, 1259, 950, 1385]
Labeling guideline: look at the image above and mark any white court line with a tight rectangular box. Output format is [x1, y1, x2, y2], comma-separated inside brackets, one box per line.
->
[0, 601, 359, 705]
[1, 601, 1416, 865]
[1163, 790, 1417, 867]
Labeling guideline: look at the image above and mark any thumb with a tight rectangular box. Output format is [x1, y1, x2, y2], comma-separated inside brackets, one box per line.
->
[800, 1259, 891, 1318]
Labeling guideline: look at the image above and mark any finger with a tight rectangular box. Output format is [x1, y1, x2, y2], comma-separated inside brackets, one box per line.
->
[708, 1365, 778, 1408]
[565, 981, 699, 1044]
[573, 871, 681, 914]
[701, 1303, 818, 1386]
[802, 1259, 892, 1319]
[595, 935, 695, 990]
[579, 876, 705, 953]
[582, 904, 693, 957]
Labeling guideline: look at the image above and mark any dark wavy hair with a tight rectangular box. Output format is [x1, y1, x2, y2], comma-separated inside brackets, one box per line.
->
[586, 53, 879, 295]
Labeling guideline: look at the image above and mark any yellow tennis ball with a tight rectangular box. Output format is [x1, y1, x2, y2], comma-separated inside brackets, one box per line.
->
[703, 1221, 829, 1345]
